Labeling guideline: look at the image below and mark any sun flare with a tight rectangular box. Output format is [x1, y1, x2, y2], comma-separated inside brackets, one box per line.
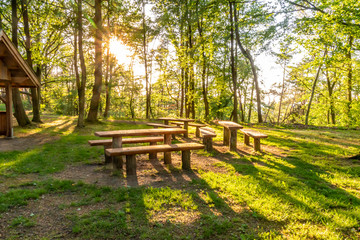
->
[109, 38, 132, 65]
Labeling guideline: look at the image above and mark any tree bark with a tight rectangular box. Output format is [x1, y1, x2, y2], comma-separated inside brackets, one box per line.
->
[11, 0, 31, 127]
[234, 4, 262, 123]
[142, 0, 151, 119]
[229, 2, 238, 123]
[346, 35, 353, 120]
[277, 59, 287, 124]
[77, 0, 87, 127]
[325, 69, 336, 125]
[87, 0, 102, 122]
[21, 0, 41, 123]
[305, 50, 327, 126]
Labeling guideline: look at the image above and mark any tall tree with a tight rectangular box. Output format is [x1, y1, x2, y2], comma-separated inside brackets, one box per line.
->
[11, 0, 31, 127]
[87, 0, 103, 122]
[229, 1, 238, 122]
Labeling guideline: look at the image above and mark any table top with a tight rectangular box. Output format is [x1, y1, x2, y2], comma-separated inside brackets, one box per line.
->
[95, 128, 187, 138]
[217, 121, 243, 129]
[158, 117, 195, 122]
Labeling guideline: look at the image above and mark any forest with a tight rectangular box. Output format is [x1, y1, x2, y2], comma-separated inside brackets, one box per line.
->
[0, 0, 359, 126]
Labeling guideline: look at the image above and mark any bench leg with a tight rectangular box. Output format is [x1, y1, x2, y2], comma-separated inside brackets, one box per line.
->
[164, 134, 172, 164]
[149, 142, 157, 160]
[195, 127, 200, 138]
[181, 150, 191, 170]
[254, 138, 261, 152]
[229, 129, 237, 151]
[184, 122, 189, 138]
[244, 134, 250, 146]
[112, 137, 123, 170]
[203, 137, 213, 152]
[223, 127, 229, 146]
[126, 155, 137, 175]
[104, 146, 112, 164]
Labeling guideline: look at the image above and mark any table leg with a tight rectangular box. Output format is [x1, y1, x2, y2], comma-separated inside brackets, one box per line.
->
[223, 127, 229, 146]
[164, 134, 172, 164]
[126, 155, 136, 175]
[195, 127, 200, 138]
[229, 129, 237, 151]
[184, 122, 189, 138]
[254, 138, 261, 152]
[181, 150, 191, 170]
[244, 134, 250, 145]
[149, 142, 157, 159]
[164, 120, 169, 125]
[112, 137, 123, 170]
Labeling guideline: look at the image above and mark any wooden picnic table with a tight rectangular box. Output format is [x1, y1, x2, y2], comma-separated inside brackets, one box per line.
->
[158, 117, 194, 138]
[217, 121, 243, 151]
[95, 128, 187, 169]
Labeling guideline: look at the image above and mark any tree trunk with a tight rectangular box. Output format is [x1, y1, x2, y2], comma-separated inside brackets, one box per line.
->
[21, 0, 41, 123]
[77, 0, 87, 127]
[325, 69, 336, 125]
[234, 4, 262, 123]
[305, 50, 327, 126]
[11, 0, 31, 127]
[277, 60, 287, 124]
[142, 0, 151, 119]
[87, 0, 102, 122]
[346, 35, 353, 121]
[248, 80, 254, 123]
[229, 2, 238, 123]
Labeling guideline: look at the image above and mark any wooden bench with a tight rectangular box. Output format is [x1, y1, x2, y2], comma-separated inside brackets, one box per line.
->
[240, 129, 268, 151]
[88, 137, 164, 163]
[200, 127, 216, 152]
[172, 122, 206, 137]
[106, 143, 204, 175]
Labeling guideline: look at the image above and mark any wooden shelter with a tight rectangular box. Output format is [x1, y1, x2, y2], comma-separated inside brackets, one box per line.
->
[0, 30, 40, 138]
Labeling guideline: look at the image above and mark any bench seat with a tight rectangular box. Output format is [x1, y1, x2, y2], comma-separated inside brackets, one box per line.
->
[172, 122, 207, 137]
[146, 123, 180, 128]
[106, 143, 204, 175]
[88, 137, 164, 146]
[240, 129, 268, 151]
[200, 127, 216, 152]
[88, 137, 164, 163]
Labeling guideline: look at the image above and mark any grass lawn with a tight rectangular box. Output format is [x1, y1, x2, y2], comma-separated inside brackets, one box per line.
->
[0, 115, 359, 239]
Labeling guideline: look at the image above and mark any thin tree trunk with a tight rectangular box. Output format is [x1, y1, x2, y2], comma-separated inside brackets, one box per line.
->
[234, 5, 262, 123]
[305, 50, 327, 126]
[11, 0, 31, 127]
[87, 0, 102, 122]
[248, 80, 254, 123]
[77, 0, 87, 127]
[21, 0, 41, 123]
[142, 0, 150, 119]
[325, 69, 336, 125]
[347, 35, 353, 120]
[229, 2, 238, 123]
[277, 59, 287, 124]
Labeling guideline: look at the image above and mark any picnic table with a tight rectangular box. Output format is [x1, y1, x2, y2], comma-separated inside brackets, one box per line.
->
[158, 117, 194, 138]
[95, 128, 186, 170]
[217, 121, 243, 151]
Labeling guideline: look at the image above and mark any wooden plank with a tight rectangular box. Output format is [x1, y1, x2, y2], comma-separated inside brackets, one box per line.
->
[158, 117, 195, 122]
[95, 128, 186, 138]
[146, 123, 179, 128]
[5, 82, 12, 138]
[201, 127, 216, 133]
[88, 137, 164, 146]
[241, 129, 268, 139]
[217, 121, 243, 129]
[200, 129, 216, 137]
[106, 143, 204, 156]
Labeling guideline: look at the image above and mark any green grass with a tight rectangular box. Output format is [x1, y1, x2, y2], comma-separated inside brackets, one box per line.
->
[0, 115, 359, 239]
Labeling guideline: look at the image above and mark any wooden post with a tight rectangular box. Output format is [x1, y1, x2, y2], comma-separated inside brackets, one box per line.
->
[223, 127, 229, 146]
[126, 155, 136, 175]
[244, 134, 250, 145]
[184, 121, 189, 138]
[203, 136, 213, 152]
[181, 150, 191, 170]
[195, 127, 200, 138]
[5, 82, 13, 138]
[254, 138, 261, 152]
[164, 134, 171, 164]
[104, 145, 112, 164]
[149, 142, 157, 159]
[229, 129, 237, 151]
[163, 120, 169, 125]
[112, 136, 123, 170]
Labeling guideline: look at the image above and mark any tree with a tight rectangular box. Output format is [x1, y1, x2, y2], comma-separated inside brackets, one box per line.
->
[87, 0, 103, 122]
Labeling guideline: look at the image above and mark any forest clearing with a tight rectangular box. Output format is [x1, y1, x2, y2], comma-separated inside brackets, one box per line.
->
[1, 0, 360, 239]
[0, 115, 360, 239]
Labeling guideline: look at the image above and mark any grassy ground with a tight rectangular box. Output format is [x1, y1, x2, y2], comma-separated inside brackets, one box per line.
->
[0, 115, 359, 239]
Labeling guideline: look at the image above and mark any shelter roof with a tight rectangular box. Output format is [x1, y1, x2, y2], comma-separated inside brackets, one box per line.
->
[0, 30, 40, 88]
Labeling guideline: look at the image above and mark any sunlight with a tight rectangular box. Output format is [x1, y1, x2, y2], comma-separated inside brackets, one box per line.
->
[109, 38, 132, 65]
